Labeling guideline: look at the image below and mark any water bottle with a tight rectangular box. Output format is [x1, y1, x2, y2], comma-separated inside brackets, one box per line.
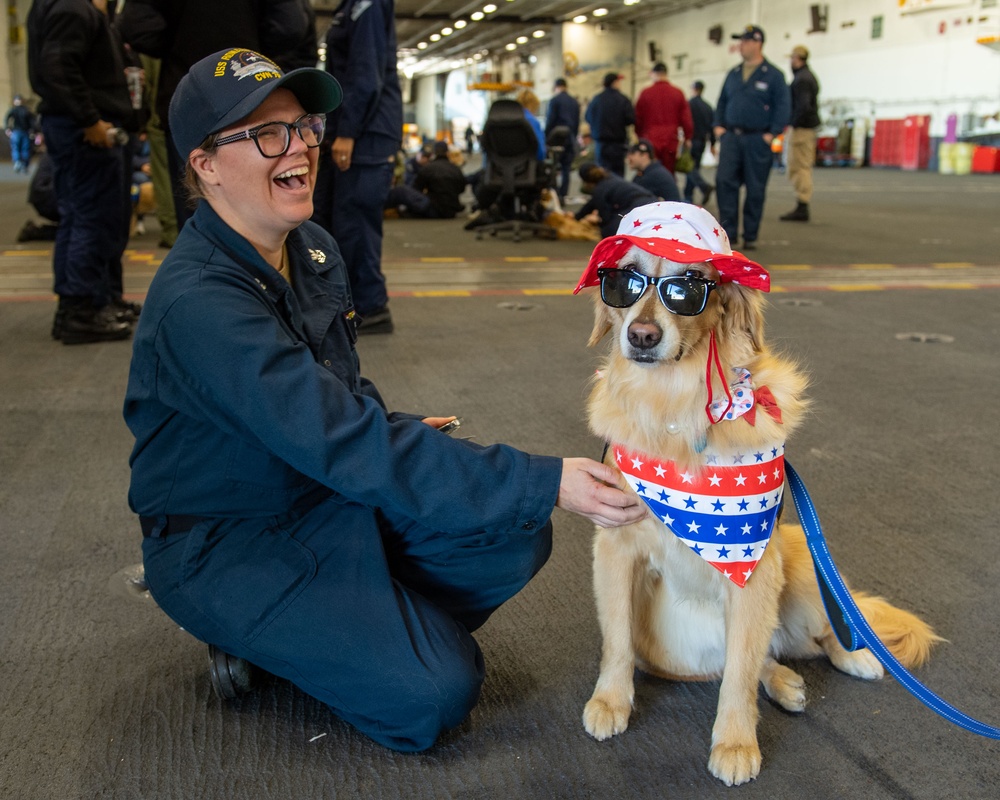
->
[107, 127, 129, 146]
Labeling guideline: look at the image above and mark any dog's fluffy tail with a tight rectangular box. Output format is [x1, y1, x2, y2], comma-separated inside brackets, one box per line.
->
[853, 592, 944, 668]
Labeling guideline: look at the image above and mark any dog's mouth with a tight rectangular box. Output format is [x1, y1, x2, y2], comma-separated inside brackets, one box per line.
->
[626, 342, 685, 365]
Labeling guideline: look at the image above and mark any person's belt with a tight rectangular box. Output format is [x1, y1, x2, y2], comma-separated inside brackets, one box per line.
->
[140, 514, 209, 538]
[731, 127, 767, 135]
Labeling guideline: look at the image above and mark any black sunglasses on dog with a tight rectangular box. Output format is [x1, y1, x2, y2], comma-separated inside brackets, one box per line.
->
[597, 268, 717, 316]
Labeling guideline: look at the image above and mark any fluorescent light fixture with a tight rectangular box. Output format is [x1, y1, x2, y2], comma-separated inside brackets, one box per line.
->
[573, 15, 587, 23]
[442, 26, 453, 35]
[532, 30, 545, 38]
[417, 41, 428, 49]
[430, 33, 441, 41]
[516, 35, 528, 44]
[483, 4, 497, 13]
[455, 20, 467, 28]
[471, 10, 484, 20]
[593, 8, 609, 16]
[505, 42, 516, 50]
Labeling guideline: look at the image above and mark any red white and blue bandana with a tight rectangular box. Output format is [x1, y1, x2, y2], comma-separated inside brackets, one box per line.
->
[614, 440, 785, 587]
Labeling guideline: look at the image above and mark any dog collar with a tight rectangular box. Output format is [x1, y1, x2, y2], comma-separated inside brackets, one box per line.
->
[614, 440, 785, 587]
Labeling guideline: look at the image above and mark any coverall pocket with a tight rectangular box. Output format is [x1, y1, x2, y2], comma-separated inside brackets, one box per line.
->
[180, 521, 318, 646]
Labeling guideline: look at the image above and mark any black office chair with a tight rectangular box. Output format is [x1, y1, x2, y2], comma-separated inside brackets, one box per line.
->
[545, 125, 574, 160]
[474, 99, 556, 242]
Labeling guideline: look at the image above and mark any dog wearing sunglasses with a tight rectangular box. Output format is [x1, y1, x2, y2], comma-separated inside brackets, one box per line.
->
[573, 202, 939, 786]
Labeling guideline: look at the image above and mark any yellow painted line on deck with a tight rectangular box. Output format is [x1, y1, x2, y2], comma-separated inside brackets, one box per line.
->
[1, 250, 50, 256]
[413, 290, 472, 297]
[848, 264, 896, 270]
[420, 257, 466, 263]
[830, 284, 886, 292]
[127, 254, 156, 262]
[769, 264, 813, 271]
[934, 282, 977, 289]
[932, 262, 975, 269]
[504, 256, 550, 262]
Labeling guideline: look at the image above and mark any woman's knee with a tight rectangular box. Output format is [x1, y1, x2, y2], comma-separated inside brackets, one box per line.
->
[366, 643, 485, 752]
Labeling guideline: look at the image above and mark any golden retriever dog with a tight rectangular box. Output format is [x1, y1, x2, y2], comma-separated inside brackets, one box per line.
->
[573, 202, 940, 786]
[539, 189, 601, 241]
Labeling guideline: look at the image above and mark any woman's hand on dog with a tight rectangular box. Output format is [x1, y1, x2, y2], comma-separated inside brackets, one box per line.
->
[557, 458, 647, 528]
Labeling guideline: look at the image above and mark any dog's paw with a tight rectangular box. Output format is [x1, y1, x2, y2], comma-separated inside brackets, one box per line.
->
[583, 695, 631, 741]
[832, 647, 884, 681]
[822, 633, 885, 680]
[708, 741, 762, 786]
[761, 662, 807, 713]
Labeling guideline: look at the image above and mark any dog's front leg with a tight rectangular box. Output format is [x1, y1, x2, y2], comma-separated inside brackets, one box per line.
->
[708, 562, 783, 786]
[583, 528, 638, 740]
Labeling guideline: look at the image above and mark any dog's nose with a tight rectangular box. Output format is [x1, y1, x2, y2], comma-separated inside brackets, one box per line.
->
[627, 321, 662, 350]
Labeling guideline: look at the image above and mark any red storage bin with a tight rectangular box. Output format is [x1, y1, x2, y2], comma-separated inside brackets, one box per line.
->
[815, 135, 838, 165]
[901, 115, 930, 171]
[872, 118, 907, 167]
[971, 146, 1000, 173]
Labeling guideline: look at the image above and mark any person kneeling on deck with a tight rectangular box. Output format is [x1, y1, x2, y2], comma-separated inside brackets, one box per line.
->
[123, 48, 645, 753]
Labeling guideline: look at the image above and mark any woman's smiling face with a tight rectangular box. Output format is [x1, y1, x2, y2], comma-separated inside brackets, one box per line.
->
[200, 89, 319, 248]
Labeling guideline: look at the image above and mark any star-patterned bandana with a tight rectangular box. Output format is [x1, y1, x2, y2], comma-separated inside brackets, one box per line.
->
[614, 440, 786, 587]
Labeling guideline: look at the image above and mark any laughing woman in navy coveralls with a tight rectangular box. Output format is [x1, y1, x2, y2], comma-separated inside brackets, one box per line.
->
[123, 49, 644, 753]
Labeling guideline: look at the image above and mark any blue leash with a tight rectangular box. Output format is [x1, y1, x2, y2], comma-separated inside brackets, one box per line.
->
[784, 460, 1000, 739]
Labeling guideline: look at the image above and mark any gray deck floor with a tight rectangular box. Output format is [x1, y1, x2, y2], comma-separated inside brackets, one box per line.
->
[2, 163, 1000, 799]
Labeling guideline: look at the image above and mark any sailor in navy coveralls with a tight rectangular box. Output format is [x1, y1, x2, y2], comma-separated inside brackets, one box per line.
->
[713, 25, 790, 250]
[123, 49, 643, 753]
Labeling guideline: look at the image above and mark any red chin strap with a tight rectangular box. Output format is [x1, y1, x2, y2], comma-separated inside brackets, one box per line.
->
[705, 329, 733, 424]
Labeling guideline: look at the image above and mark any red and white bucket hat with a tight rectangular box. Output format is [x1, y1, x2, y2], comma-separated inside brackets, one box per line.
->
[573, 202, 770, 294]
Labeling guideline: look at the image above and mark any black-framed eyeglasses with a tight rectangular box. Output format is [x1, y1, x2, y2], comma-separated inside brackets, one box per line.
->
[214, 113, 326, 158]
[597, 268, 717, 316]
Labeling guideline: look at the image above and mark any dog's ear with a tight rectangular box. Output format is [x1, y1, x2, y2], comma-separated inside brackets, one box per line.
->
[717, 282, 765, 354]
[588, 295, 613, 347]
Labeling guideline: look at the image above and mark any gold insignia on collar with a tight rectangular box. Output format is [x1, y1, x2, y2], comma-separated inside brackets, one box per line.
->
[308, 249, 327, 264]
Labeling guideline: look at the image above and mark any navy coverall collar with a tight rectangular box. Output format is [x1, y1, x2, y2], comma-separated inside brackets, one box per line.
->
[189, 200, 352, 355]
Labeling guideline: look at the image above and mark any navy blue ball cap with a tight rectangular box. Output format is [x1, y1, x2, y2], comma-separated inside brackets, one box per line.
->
[732, 24, 765, 43]
[578, 160, 598, 181]
[169, 48, 343, 159]
[628, 139, 655, 156]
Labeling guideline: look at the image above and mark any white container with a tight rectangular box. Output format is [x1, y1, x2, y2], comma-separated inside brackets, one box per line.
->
[953, 143, 975, 176]
[938, 142, 955, 174]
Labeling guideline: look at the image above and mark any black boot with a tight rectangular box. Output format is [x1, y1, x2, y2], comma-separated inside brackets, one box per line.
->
[780, 202, 810, 222]
[59, 298, 132, 345]
[357, 305, 394, 335]
[51, 297, 68, 340]
[109, 295, 142, 323]
[208, 644, 256, 699]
